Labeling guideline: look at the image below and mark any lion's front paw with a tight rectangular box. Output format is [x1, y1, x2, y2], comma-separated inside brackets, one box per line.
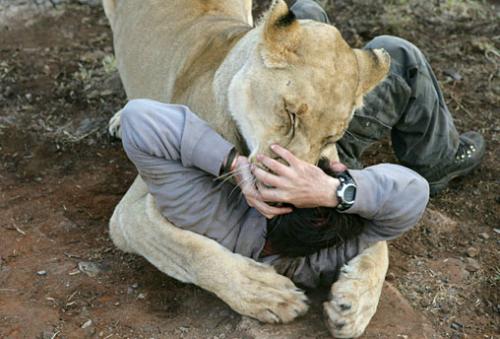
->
[221, 257, 309, 324]
[323, 265, 383, 338]
[108, 109, 123, 139]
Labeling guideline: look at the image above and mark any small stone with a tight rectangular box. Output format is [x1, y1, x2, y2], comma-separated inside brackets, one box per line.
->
[78, 261, 103, 277]
[450, 321, 463, 331]
[37, 270, 47, 276]
[420, 299, 430, 308]
[465, 258, 480, 272]
[466, 247, 479, 258]
[479, 232, 490, 240]
[440, 304, 450, 314]
[386, 272, 396, 281]
[178, 326, 189, 334]
[81, 319, 93, 329]
[131, 283, 139, 289]
[137, 293, 146, 300]
[114, 302, 120, 306]
[494, 228, 500, 234]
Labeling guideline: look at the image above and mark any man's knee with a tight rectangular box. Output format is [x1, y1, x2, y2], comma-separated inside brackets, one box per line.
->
[364, 35, 425, 68]
[291, 0, 330, 24]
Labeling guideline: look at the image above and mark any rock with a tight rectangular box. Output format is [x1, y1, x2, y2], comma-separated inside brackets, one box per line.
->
[386, 272, 396, 281]
[236, 317, 260, 332]
[37, 270, 47, 276]
[479, 232, 490, 240]
[450, 321, 464, 330]
[443, 68, 462, 81]
[137, 293, 146, 300]
[466, 247, 479, 257]
[365, 282, 436, 338]
[81, 319, 92, 329]
[465, 258, 480, 272]
[78, 261, 104, 277]
[419, 208, 458, 234]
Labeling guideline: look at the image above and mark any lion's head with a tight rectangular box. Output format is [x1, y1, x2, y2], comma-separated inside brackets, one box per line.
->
[224, 0, 390, 164]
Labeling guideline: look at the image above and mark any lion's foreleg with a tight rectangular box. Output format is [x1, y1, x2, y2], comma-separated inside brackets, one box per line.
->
[324, 241, 389, 338]
[110, 177, 309, 323]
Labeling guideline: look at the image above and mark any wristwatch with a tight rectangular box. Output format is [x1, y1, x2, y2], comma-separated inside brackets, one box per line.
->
[336, 171, 357, 211]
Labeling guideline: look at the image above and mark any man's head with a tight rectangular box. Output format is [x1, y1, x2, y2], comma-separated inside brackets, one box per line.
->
[227, 0, 390, 164]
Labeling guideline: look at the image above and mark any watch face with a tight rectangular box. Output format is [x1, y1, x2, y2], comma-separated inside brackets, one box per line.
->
[343, 184, 356, 204]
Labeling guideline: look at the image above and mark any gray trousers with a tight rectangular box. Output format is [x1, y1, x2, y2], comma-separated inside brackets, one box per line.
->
[292, 0, 460, 177]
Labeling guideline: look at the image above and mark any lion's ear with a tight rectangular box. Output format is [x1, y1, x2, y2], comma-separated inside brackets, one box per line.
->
[260, 0, 301, 68]
[353, 48, 391, 103]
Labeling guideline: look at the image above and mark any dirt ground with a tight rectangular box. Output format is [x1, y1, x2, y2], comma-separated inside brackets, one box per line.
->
[0, 0, 498, 338]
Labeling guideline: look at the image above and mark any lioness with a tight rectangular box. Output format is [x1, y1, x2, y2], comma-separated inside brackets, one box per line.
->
[103, 0, 390, 337]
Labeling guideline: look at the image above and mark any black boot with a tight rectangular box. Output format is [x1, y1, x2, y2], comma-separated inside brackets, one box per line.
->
[425, 131, 485, 196]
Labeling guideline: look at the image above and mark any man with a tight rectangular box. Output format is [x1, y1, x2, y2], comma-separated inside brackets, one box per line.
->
[116, 0, 484, 287]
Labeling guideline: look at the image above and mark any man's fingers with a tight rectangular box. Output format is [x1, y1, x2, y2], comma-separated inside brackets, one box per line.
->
[252, 166, 283, 187]
[258, 185, 287, 203]
[329, 161, 348, 174]
[270, 144, 299, 166]
[256, 154, 291, 176]
[253, 200, 292, 219]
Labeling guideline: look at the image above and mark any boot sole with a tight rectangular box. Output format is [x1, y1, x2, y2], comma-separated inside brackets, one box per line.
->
[429, 162, 481, 196]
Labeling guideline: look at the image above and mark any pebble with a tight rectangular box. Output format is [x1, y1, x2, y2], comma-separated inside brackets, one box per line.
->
[465, 258, 480, 272]
[78, 261, 102, 277]
[178, 326, 189, 334]
[131, 283, 139, 289]
[450, 321, 463, 331]
[420, 299, 430, 308]
[466, 247, 479, 258]
[37, 270, 47, 276]
[479, 232, 490, 240]
[137, 293, 146, 300]
[386, 272, 396, 281]
[81, 319, 92, 329]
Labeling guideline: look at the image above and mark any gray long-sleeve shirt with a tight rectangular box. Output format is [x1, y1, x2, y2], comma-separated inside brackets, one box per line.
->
[120, 99, 429, 287]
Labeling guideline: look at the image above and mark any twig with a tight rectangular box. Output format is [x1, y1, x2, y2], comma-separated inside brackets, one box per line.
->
[14, 225, 26, 236]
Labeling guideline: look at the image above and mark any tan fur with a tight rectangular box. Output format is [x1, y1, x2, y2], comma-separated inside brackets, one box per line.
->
[104, 0, 390, 336]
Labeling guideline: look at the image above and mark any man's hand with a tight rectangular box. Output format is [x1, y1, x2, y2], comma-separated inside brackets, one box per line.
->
[252, 145, 342, 208]
[232, 155, 293, 219]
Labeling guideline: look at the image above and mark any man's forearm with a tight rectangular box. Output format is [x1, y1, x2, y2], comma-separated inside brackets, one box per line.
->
[346, 164, 430, 242]
[121, 99, 235, 179]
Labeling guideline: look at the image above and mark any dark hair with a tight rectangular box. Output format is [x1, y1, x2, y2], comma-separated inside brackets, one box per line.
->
[266, 159, 366, 257]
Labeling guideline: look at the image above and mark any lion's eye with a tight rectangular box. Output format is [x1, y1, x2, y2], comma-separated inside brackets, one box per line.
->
[322, 135, 336, 146]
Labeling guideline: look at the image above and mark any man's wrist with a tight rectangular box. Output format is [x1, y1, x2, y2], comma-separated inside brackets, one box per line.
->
[221, 148, 239, 175]
[321, 176, 340, 208]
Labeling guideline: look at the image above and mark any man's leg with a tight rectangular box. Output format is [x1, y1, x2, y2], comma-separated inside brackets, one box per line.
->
[338, 36, 485, 194]
[291, 0, 330, 23]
